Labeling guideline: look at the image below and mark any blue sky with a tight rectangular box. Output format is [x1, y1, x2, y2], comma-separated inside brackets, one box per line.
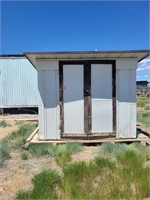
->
[1, 1, 150, 81]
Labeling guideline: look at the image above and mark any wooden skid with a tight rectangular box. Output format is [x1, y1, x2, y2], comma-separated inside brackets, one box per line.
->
[30, 135, 150, 145]
[27, 125, 150, 145]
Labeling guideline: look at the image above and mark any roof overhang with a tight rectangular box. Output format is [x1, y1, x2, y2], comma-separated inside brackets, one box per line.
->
[24, 50, 150, 68]
[0, 54, 25, 58]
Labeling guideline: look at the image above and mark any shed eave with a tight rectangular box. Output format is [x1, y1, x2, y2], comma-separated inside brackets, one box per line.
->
[24, 50, 150, 68]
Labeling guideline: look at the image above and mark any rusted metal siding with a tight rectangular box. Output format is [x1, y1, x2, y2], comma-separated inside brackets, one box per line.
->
[0, 57, 38, 107]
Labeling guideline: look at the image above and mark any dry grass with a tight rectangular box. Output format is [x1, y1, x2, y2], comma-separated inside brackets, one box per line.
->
[15, 145, 150, 200]
[136, 97, 150, 131]
[29, 142, 83, 166]
[0, 123, 36, 167]
[0, 120, 11, 127]
[0, 138, 11, 167]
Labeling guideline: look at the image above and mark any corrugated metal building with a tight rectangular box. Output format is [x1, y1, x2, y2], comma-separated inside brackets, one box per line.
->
[0, 55, 38, 108]
[26, 50, 149, 140]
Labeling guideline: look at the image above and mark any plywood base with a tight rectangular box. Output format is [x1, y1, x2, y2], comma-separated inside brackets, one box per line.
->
[30, 134, 150, 145]
[26, 126, 150, 145]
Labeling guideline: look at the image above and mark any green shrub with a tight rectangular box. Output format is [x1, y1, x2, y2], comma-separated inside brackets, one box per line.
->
[9, 123, 37, 148]
[129, 142, 150, 160]
[55, 143, 83, 166]
[29, 142, 83, 166]
[0, 123, 36, 167]
[17, 123, 37, 138]
[145, 105, 150, 110]
[137, 112, 150, 128]
[101, 142, 150, 161]
[21, 151, 29, 160]
[116, 149, 150, 199]
[15, 150, 150, 200]
[15, 120, 24, 126]
[0, 138, 11, 167]
[62, 161, 89, 199]
[63, 154, 149, 199]
[66, 142, 83, 153]
[15, 190, 32, 199]
[0, 120, 10, 127]
[101, 142, 114, 154]
[31, 169, 61, 199]
[94, 157, 116, 170]
[137, 97, 149, 107]
[62, 158, 117, 199]
[54, 144, 72, 166]
[101, 142, 127, 156]
[29, 143, 55, 157]
[142, 112, 150, 117]
[15, 169, 61, 200]
[117, 149, 144, 169]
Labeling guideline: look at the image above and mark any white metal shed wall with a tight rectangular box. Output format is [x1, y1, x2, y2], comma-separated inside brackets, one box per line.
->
[37, 60, 60, 139]
[36, 58, 137, 139]
[116, 59, 137, 138]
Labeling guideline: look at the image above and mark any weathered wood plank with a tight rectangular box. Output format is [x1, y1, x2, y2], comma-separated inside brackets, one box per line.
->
[112, 61, 116, 131]
[59, 63, 64, 135]
[84, 62, 91, 135]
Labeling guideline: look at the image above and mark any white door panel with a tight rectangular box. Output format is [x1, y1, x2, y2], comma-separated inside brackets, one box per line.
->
[91, 64, 112, 132]
[63, 65, 84, 133]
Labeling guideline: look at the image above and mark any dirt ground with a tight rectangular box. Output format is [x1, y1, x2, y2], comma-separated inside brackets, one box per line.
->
[0, 121, 100, 200]
[0, 147, 99, 200]
[0, 149, 61, 200]
[0, 114, 38, 121]
[0, 118, 149, 200]
[0, 114, 38, 140]
[0, 121, 19, 140]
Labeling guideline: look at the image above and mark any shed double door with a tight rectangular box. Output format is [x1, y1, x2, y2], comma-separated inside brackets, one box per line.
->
[60, 62, 115, 136]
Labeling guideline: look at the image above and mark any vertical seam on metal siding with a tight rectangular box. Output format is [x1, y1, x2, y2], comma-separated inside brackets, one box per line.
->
[55, 71, 57, 139]
[117, 70, 120, 138]
[46, 72, 48, 139]
[129, 70, 131, 138]
[43, 71, 46, 139]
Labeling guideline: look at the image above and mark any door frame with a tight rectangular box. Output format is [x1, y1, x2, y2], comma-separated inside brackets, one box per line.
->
[59, 60, 116, 138]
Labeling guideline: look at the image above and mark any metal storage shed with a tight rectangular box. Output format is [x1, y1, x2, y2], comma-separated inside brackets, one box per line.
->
[25, 50, 149, 140]
[0, 55, 38, 108]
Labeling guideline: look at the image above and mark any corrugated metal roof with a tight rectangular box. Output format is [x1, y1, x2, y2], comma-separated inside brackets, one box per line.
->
[24, 50, 150, 68]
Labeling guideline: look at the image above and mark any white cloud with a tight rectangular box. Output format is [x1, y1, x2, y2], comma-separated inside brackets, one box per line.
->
[139, 57, 150, 64]
[137, 64, 150, 71]
[144, 74, 149, 78]
[138, 56, 150, 67]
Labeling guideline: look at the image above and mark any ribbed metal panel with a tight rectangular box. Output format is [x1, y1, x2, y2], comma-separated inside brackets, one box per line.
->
[0, 57, 38, 107]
